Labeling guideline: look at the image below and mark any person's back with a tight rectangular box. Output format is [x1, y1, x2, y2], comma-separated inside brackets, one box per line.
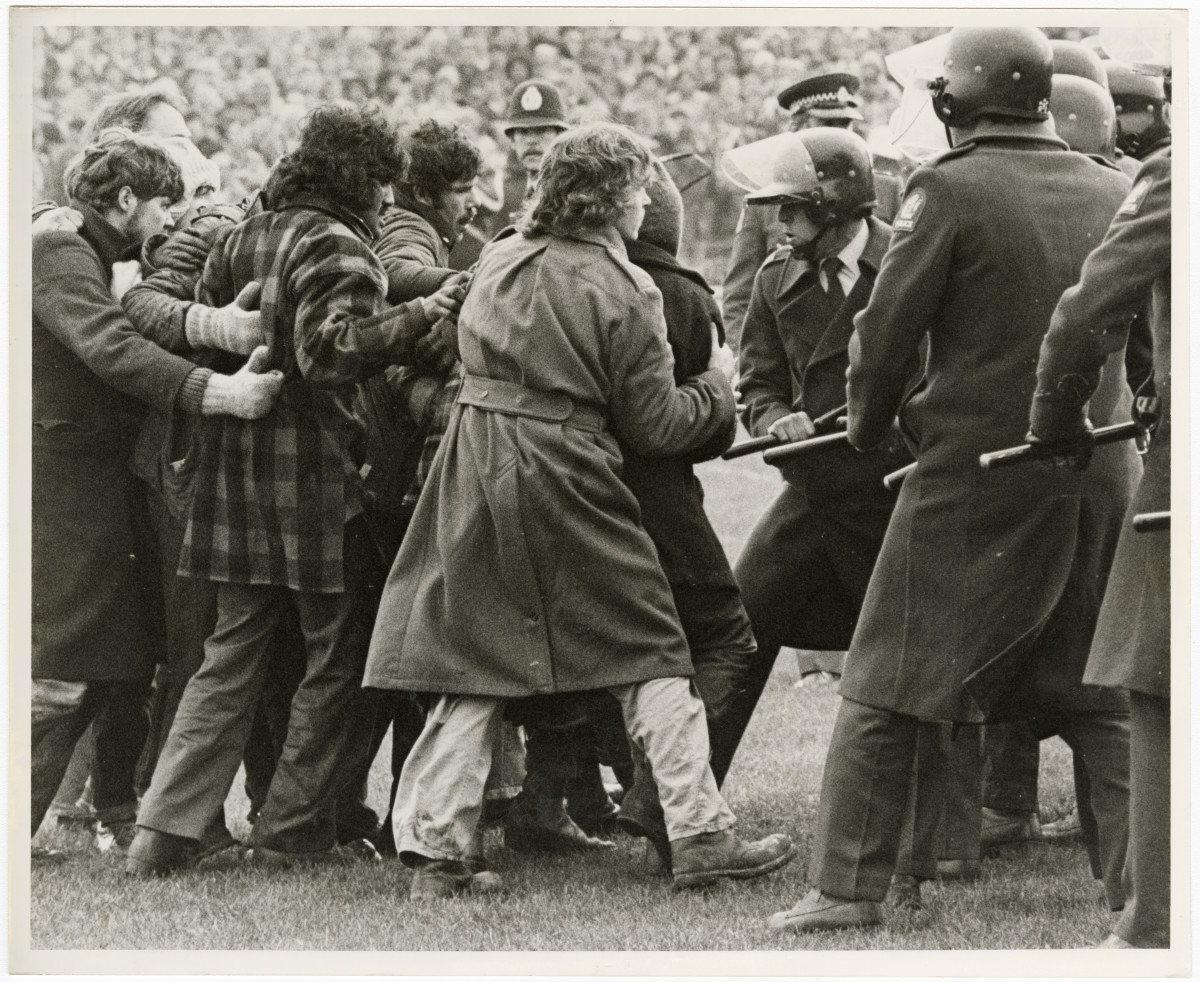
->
[886, 140, 1133, 464]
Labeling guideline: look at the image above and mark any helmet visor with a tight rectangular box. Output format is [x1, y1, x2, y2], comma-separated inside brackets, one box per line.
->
[720, 132, 816, 198]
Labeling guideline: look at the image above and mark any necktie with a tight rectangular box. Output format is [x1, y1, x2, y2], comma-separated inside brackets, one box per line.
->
[821, 257, 846, 308]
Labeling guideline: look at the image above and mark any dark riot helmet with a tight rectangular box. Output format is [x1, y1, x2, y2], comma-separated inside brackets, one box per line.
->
[1049, 74, 1118, 158]
[1104, 61, 1171, 159]
[1050, 39, 1108, 89]
[744, 127, 876, 228]
[929, 26, 1054, 127]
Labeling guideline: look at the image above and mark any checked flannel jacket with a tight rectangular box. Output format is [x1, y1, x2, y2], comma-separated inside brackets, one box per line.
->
[178, 192, 435, 593]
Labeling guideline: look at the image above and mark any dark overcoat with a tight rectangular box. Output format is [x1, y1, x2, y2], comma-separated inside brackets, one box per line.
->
[363, 226, 736, 696]
[1033, 149, 1172, 699]
[620, 238, 737, 589]
[31, 204, 199, 681]
[721, 171, 902, 350]
[845, 131, 1140, 723]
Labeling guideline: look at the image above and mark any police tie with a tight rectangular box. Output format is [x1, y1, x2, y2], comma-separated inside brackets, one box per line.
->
[821, 256, 846, 308]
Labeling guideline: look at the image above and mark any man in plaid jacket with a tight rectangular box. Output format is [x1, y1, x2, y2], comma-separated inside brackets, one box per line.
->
[127, 105, 464, 874]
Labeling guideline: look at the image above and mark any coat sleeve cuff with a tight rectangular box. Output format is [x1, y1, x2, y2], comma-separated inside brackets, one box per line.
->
[174, 367, 214, 415]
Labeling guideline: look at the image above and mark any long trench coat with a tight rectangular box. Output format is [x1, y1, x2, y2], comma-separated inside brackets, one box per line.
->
[1033, 149, 1172, 699]
[844, 132, 1140, 723]
[31, 205, 199, 681]
[363, 225, 736, 696]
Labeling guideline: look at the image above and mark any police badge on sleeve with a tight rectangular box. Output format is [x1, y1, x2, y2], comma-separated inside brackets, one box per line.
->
[1118, 178, 1153, 216]
[892, 189, 926, 231]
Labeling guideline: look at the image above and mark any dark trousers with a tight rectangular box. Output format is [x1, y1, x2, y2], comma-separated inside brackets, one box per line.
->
[32, 679, 150, 834]
[981, 719, 1041, 812]
[137, 522, 376, 852]
[811, 698, 947, 902]
[720, 489, 888, 783]
[1114, 691, 1169, 947]
[894, 724, 983, 878]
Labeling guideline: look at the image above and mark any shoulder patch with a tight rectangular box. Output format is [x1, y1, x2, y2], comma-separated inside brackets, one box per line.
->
[1118, 177, 1153, 216]
[892, 189, 927, 232]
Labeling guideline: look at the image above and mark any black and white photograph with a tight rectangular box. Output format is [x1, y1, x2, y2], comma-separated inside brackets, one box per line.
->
[10, 5, 1187, 976]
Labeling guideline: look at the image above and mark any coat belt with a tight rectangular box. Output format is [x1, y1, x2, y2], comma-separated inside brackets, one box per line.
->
[457, 374, 606, 433]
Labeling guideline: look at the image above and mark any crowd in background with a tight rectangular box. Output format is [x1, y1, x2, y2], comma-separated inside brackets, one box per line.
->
[33, 25, 956, 281]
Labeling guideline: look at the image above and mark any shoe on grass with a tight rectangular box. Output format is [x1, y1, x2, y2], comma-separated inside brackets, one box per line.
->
[247, 839, 380, 867]
[767, 888, 882, 934]
[95, 819, 137, 855]
[670, 828, 795, 889]
[887, 874, 924, 911]
[51, 801, 96, 828]
[981, 807, 1041, 848]
[124, 827, 195, 877]
[615, 774, 671, 872]
[32, 845, 68, 864]
[503, 795, 615, 854]
[1041, 808, 1082, 840]
[936, 858, 982, 881]
[410, 859, 505, 899]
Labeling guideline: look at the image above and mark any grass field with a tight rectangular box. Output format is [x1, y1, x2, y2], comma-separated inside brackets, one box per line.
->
[27, 444, 1115, 952]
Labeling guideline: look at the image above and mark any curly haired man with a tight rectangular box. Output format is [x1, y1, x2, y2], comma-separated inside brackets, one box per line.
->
[126, 105, 464, 875]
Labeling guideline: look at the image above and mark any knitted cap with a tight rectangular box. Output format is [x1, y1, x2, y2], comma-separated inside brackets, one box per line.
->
[637, 159, 683, 255]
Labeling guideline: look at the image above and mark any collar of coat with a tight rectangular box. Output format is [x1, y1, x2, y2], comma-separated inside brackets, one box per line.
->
[775, 215, 890, 299]
[623, 238, 714, 295]
[276, 192, 375, 243]
[392, 185, 456, 251]
[71, 200, 142, 269]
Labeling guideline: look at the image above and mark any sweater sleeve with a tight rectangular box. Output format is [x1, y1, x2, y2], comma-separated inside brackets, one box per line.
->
[375, 210, 458, 303]
[33, 231, 200, 413]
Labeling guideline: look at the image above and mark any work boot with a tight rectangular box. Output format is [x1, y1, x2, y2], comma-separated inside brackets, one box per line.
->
[767, 888, 882, 934]
[247, 839, 381, 867]
[670, 828, 796, 889]
[409, 858, 505, 899]
[936, 858, 982, 881]
[566, 762, 620, 837]
[503, 794, 615, 853]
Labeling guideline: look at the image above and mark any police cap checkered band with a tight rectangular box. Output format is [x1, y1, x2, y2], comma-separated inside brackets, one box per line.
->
[777, 72, 863, 115]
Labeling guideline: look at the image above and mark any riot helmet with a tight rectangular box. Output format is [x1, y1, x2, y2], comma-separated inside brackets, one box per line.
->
[929, 26, 1054, 127]
[1049, 74, 1117, 158]
[1104, 62, 1170, 159]
[1050, 39, 1108, 89]
[740, 127, 876, 228]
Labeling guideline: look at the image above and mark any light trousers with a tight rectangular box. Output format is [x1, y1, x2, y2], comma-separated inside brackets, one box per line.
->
[394, 676, 735, 863]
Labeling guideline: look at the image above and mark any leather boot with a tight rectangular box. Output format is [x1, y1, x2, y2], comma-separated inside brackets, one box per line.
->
[615, 755, 671, 870]
[671, 828, 796, 889]
[503, 794, 615, 853]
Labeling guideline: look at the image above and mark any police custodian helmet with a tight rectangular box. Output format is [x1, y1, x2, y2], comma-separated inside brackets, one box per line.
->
[745, 127, 876, 227]
[502, 79, 569, 137]
[929, 26, 1054, 127]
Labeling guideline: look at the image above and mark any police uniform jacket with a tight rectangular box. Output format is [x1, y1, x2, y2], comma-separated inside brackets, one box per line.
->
[364, 225, 736, 696]
[845, 130, 1140, 722]
[31, 204, 207, 681]
[740, 215, 911, 511]
[1032, 148, 1171, 699]
[721, 171, 902, 351]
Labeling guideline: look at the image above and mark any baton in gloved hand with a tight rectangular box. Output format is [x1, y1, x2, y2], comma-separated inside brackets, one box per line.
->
[725, 403, 848, 461]
[1132, 511, 1170, 533]
[979, 421, 1140, 471]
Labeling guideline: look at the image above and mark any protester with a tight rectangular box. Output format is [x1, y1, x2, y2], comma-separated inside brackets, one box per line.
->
[362, 122, 796, 898]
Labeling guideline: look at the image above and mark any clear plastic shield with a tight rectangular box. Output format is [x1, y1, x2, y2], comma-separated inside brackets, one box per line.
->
[1098, 24, 1171, 75]
[719, 132, 808, 193]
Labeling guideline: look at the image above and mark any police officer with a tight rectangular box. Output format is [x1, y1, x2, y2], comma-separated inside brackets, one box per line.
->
[721, 73, 902, 352]
[1030, 129, 1172, 955]
[768, 26, 1138, 935]
[1105, 61, 1171, 164]
[449, 79, 569, 269]
[718, 127, 911, 777]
